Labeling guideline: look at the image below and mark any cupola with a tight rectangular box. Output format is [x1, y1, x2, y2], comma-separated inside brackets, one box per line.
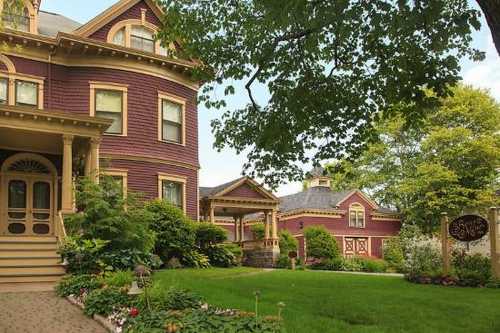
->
[305, 166, 331, 188]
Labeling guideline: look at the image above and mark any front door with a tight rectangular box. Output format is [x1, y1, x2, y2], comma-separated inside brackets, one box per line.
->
[345, 237, 369, 256]
[4, 175, 53, 236]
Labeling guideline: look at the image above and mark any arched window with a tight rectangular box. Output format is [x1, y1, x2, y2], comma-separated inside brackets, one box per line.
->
[1, 0, 37, 34]
[349, 203, 365, 228]
[107, 19, 174, 57]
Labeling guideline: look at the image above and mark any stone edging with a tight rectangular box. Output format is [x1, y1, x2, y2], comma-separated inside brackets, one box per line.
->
[66, 296, 120, 333]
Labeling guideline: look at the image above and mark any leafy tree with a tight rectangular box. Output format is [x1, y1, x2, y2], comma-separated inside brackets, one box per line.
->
[330, 85, 500, 232]
[194, 222, 227, 249]
[157, 0, 485, 187]
[279, 230, 298, 256]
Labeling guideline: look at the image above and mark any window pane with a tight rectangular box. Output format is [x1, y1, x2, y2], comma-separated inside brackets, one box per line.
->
[8, 180, 26, 209]
[16, 81, 38, 106]
[158, 45, 169, 56]
[112, 28, 125, 46]
[162, 181, 183, 208]
[2, 6, 29, 32]
[349, 211, 356, 227]
[162, 100, 182, 123]
[131, 26, 155, 53]
[357, 211, 364, 228]
[96, 111, 122, 134]
[33, 182, 50, 209]
[131, 26, 153, 39]
[163, 122, 181, 142]
[0, 79, 8, 103]
[96, 90, 122, 113]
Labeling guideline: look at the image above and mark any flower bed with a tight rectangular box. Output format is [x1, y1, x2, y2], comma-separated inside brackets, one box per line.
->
[57, 272, 284, 333]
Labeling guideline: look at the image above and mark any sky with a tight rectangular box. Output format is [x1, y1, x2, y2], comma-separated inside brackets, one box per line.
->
[41, 0, 500, 197]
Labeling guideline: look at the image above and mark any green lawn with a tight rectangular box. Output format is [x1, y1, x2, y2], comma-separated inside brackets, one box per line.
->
[153, 268, 500, 333]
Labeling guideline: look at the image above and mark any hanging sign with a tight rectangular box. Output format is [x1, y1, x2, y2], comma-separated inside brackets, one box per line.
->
[449, 215, 489, 242]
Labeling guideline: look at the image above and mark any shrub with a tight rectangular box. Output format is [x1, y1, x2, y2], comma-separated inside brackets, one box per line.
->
[304, 226, 339, 260]
[223, 243, 243, 266]
[99, 271, 134, 288]
[383, 238, 405, 272]
[182, 250, 211, 268]
[205, 244, 237, 267]
[55, 274, 102, 297]
[356, 257, 389, 273]
[452, 250, 492, 287]
[145, 200, 197, 263]
[341, 257, 363, 272]
[99, 249, 163, 271]
[195, 222, 227, 249]
[309, 257, 344, 271]
[153, 287, 203, 311]
[58, 236, 108, 274]
[250, 223, 265, 240]
[405, 243, 442, 278]
[84, 287, 130, 317]
[69, 178, 155, 253]
[279, 230, 298, 256]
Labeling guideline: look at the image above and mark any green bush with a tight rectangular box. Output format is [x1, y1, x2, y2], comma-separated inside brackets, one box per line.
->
[68, 178, 155, 253]
[99, 249, 163, 271]
[304, 226, 339, 260]
[279, 230, 298, 256]
[182, 249, 211, 268]
[84, 287, 130, 317]
[195, 222, 227, 249]
[250, 223, 265, 240]
[145, 200, 197, 264]
[58, 237, 108, 274]
[309, 257, 344, 271]
[55, 274, 102, 297]
[405, 243, 442, 277]
[356, 257, 389, 273]
[383, 238, 405, 272]
[223, 243, 243, 266]
[99, 271, 134, 288]
[452, 250, 492, 287]
[153, 287, 203, 311]
[205, 244, 237, 267]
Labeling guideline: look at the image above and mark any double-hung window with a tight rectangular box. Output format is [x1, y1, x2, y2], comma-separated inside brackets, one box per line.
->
[15, 80, 38, 107]
[162, 180, 183, 209]
[0, 78, 8, 104]
[95, 89, 124, 135]
[160, 98, 183, 144]
[349, 204, 365, 228]
[130, 26, 155, 53]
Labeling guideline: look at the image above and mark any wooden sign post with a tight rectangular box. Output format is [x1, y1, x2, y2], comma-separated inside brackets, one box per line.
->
[288, 251, 298, 271]
[440, 213, 450, 276]
[489, 207, 499, 279]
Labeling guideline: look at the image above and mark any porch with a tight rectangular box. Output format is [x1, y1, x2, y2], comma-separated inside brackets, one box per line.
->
[199, 177, 281, 267]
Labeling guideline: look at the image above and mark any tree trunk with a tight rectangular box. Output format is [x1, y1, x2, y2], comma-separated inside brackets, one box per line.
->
[476, 0, 500, 56]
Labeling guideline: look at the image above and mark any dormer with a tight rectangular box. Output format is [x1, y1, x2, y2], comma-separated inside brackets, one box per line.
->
[305, 166, 331, 188]
[1, 0, 39, 34]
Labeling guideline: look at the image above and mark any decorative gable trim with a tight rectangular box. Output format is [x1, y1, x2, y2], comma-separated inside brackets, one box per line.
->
[336, 189, 379, 209]
[74, 0, 164, 38]
[214, 177, 278, 201]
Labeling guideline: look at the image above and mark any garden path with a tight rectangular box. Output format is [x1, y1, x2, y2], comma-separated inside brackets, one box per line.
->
[0, 291, 107, 333]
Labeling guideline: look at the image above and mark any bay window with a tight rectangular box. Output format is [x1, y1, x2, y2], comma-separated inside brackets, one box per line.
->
[161, 99, 183, 143]
[95, 89, 124, 135]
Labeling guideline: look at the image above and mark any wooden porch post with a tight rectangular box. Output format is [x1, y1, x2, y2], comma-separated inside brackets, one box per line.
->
[240, 216, 245, 242]
[234, 216, 240, 242]
[489, 207, 499, 279]
[264, 211, 270, 240]
[271, 209, 278, 240]
[209, 205, 215, 224]
[89, 137, 101, 183]
[61, 134, 74, 213]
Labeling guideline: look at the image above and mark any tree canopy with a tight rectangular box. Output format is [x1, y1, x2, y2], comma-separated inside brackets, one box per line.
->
[157, 0, 486, 187]
[328, 85, 500, 232]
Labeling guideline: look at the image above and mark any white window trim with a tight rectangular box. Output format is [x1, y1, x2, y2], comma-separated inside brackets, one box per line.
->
[158, 173, 187, 213]
[89, 81, 128, 136]
[157, 91, 186, 146]
[348, 203, 366, 229]
[100, 168, 128, 198]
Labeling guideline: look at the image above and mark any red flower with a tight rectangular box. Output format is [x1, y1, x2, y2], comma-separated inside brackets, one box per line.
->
[129, 308, 140, 318]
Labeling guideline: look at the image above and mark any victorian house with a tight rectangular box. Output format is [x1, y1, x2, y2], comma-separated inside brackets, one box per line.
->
[0, 0, 199, 283]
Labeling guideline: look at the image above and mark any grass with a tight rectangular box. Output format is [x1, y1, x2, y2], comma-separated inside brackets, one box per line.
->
[153, 268, 500, 333]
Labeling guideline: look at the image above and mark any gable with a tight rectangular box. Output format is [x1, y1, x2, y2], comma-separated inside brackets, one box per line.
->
[337, 190, 378, 210]
[223, 183, 270, 199]
[76, 0, 163, 40]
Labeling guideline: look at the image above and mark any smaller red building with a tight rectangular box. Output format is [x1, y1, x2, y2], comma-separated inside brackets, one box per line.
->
[278, 167, 401, 259]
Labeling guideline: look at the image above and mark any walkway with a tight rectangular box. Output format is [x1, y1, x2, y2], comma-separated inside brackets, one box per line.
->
[0, 291, 107, 333]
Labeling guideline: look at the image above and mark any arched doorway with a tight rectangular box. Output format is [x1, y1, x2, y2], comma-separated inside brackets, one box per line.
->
[1, 153, 58, 236]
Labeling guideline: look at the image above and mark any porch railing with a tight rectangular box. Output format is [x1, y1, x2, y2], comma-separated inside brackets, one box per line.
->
[241, 239, 279, 250]
[55, 211, 67, 246]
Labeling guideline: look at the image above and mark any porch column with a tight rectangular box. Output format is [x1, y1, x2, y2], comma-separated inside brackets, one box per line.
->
[489, 207, 500, 279]
[209, 205, 215, 224]
[89, 137, 101, 183]
[271, 209, 278, 239]
[61, 134, 74, 213]
[240, 216, 245, 242]
[264, 211, 270, 240]
[234, 217, 240, 242]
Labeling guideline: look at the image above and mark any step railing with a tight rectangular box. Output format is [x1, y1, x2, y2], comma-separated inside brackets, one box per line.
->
[54, 211, 67, 246]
